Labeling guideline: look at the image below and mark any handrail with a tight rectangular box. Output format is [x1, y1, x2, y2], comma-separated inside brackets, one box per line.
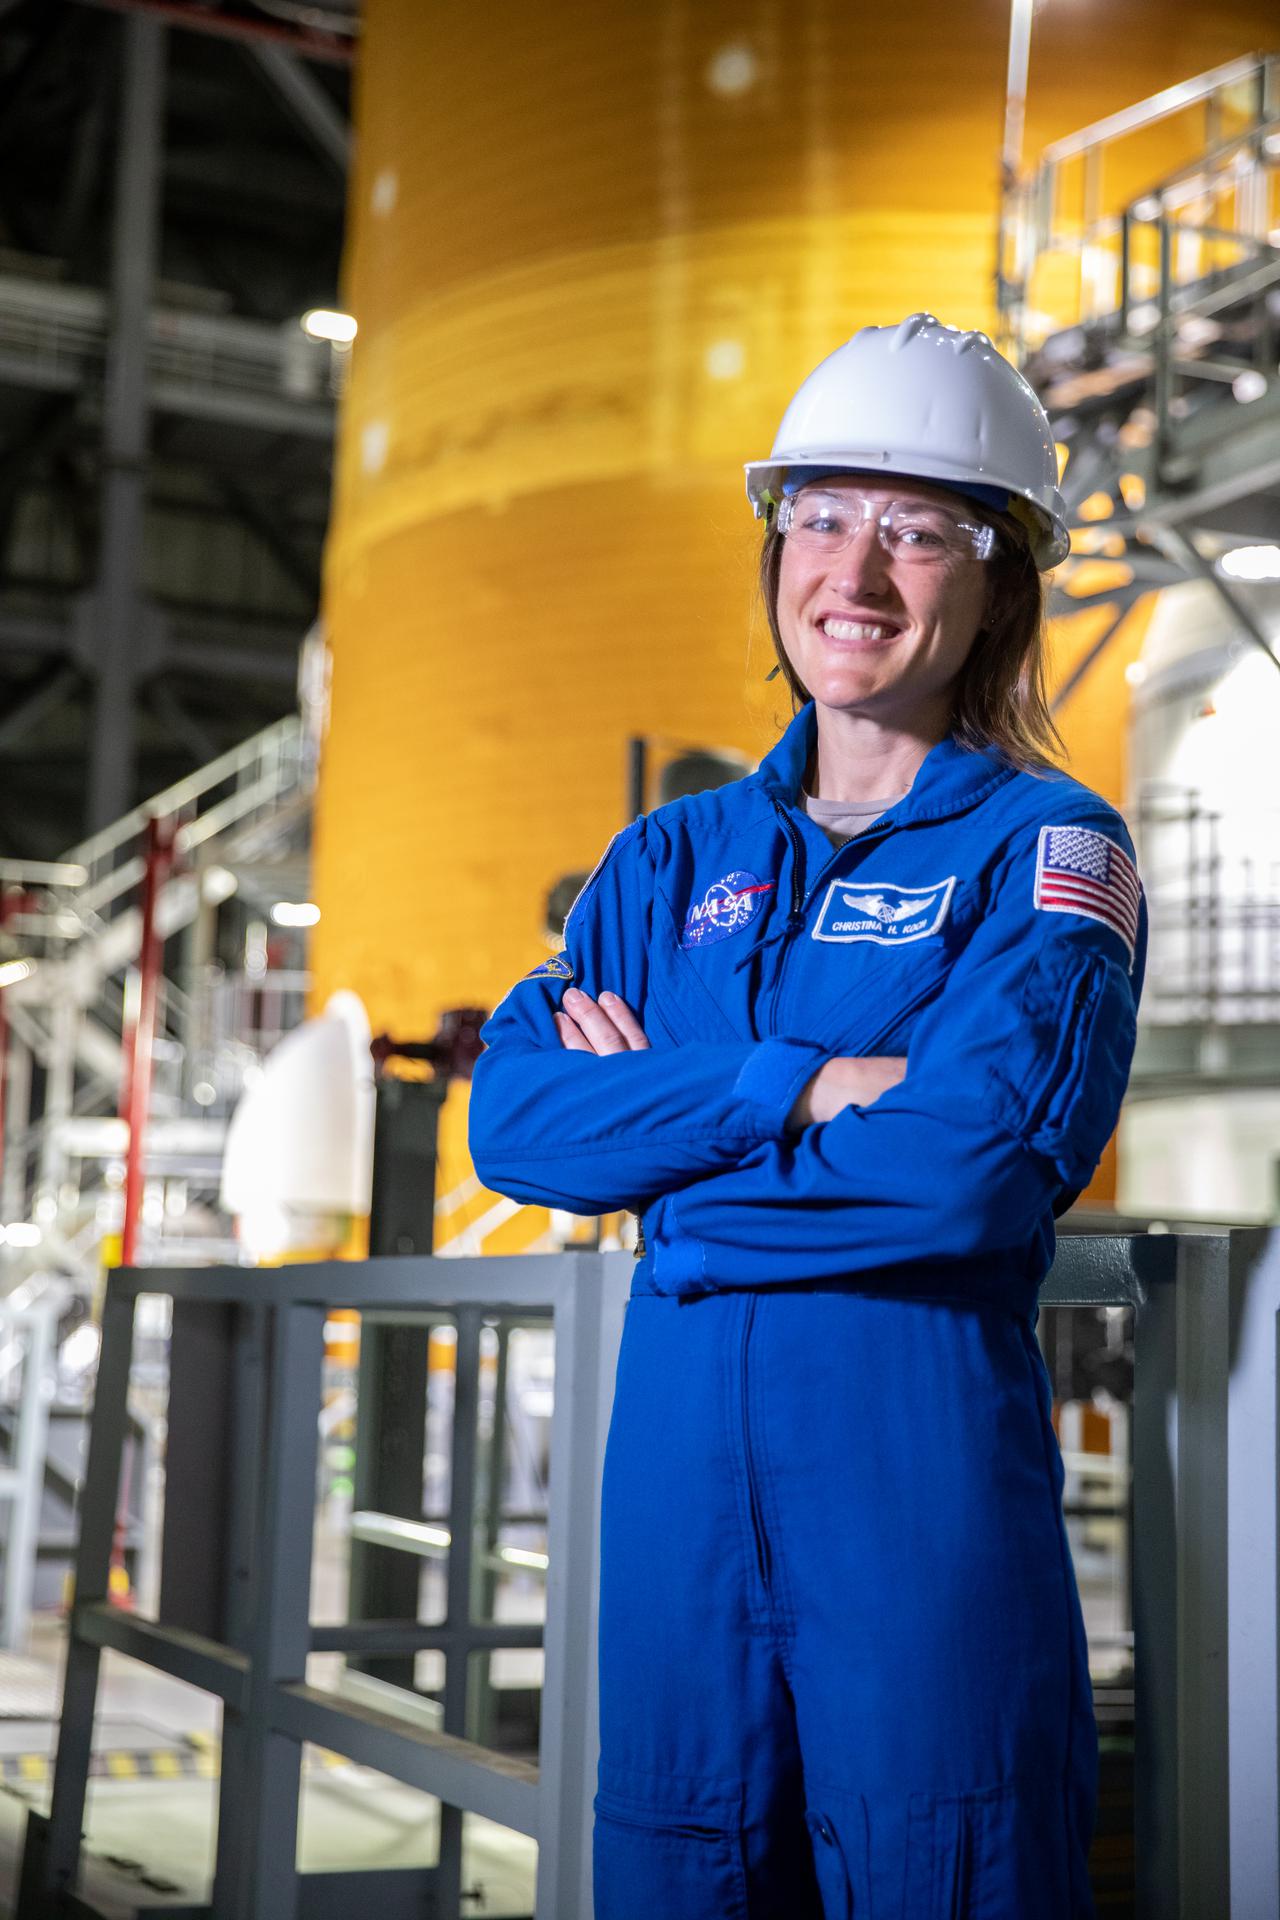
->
[58, 714, 302, 875]
[1041, 53, 1270, 164]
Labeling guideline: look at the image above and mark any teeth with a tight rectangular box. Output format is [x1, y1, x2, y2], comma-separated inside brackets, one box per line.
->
[822, 619, 897, 641]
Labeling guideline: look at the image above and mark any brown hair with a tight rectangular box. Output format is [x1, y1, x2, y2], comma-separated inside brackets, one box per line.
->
[757, 499, 1064, 772]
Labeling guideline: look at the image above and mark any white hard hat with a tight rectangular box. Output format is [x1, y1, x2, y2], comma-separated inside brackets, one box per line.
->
[744, 312, 1069, 570]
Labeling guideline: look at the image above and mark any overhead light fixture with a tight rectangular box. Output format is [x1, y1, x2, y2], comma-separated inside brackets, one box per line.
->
[271, 901, 322, 928]
[301, 308, 358, 345]
[1219, 544, 1280, 582]
[0, 959, 34, 989]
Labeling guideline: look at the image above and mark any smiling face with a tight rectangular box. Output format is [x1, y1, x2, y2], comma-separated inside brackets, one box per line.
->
[774, 477, 993, 733]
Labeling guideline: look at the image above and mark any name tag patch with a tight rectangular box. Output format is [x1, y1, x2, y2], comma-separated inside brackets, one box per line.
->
[812, 875, 956, 946]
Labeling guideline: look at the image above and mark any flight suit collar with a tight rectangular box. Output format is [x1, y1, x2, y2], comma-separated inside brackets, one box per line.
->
[749, 701, 1017, 827]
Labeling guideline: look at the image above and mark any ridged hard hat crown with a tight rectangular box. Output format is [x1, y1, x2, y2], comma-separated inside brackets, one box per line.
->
[745, 313, 1068, 569]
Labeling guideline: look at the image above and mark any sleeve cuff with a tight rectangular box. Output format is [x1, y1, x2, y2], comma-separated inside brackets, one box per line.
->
[733, 1037, 831, 1131]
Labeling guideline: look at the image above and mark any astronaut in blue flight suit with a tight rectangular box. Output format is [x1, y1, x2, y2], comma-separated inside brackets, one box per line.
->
[469, 313, 1145, 1918]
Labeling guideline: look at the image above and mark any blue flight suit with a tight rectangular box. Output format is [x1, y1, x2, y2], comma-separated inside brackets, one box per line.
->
[469, 701, 1145, 1919]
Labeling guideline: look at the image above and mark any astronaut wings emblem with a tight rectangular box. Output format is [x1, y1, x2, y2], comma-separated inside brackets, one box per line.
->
[841, 892, 924, 925]
[813, 875, 957, 946]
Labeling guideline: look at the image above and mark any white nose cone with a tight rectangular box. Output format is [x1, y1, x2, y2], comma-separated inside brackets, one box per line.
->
[222, 990, 376, 1237]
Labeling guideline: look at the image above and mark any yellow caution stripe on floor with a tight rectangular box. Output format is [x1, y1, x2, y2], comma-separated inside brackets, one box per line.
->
[2, 1743, 356, 1784]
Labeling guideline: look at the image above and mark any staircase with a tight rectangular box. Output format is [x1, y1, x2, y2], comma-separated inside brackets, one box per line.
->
[0, 709, 317, 1289]
[998, 51, 1280, 630]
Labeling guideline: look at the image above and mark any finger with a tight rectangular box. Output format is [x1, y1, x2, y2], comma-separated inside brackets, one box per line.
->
[561, 988, 630, 1055]
[553, 1010, 596, 1053]
[598, 992, 650, 1050]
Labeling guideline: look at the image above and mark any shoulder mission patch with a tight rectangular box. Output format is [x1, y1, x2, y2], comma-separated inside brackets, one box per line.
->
[524, 953, 574, 983]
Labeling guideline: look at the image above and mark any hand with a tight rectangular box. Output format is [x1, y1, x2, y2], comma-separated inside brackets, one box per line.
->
[554, 988, 651, 1055]
[787, 1054, 907, 1131]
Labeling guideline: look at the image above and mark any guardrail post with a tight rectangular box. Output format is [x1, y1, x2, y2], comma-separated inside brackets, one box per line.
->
[35, 1285, 136, 1911]
[212, 1301, 325, 1920]
[537, 1253, 629, 1917]
[1223, 1229, 1280, 1912]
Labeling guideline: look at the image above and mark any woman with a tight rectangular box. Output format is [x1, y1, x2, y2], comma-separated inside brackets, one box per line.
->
[470, 312, 1143, 1919]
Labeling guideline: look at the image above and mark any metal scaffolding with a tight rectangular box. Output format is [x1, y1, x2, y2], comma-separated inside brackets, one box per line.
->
[10, 1232, 1280, 1918]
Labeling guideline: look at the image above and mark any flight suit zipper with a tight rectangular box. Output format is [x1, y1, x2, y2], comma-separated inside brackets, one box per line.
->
[769, 801, 901, 1032]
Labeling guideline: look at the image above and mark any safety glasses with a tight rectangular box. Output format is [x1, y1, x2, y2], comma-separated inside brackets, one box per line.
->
[776, 489, 1000, 565]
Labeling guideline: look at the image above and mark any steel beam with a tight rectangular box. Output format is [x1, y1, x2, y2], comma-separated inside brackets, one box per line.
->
[248, 42, 351, 175]
[86, 13, 167, 831]
[0, 662, 82, 754]
[1050, 599, 1144, 713]
[1142, 523, 1280, 677]
[76, 1602, 250, 1706]
[273, 1683, 541, 1835]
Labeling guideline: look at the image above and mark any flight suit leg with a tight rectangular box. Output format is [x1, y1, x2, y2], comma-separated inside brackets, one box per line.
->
[754, 1291, 1098, 1920]
[594, 1290, 823, 1920]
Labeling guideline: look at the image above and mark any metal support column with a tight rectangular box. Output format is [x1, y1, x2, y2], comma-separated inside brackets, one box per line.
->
[435, 1305, 484, 1911]
[24, 1283, 136, 1909]
[0, 1300, 57, 1648]
[213, 1303, 325, 1920]
[535, 1254, 628, 1917]
[348, 1075, 446, 1689]
[87, 16, 167, 832]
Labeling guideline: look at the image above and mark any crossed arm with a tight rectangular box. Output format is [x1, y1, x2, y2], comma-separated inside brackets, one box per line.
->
[555, 986, 907, 1127]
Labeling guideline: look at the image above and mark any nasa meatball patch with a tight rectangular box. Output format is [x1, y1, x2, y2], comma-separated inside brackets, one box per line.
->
[681, 871, 776, 948]
[812, 875, 956, 946]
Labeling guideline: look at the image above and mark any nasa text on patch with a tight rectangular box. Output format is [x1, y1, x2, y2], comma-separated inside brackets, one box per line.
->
[812, 876, 956, 946]
[681, 871, 775, 949]
[1034, 824, 1140, 966]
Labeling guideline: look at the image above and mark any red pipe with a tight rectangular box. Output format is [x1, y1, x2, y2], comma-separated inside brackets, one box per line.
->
[119, 817, 176, 1270]
[74, 0, 356, 66]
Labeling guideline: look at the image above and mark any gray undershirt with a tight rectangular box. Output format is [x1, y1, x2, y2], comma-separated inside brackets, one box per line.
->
[801, 789, 896, 850]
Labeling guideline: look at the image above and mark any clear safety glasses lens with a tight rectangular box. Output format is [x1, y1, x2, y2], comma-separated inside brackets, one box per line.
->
[776, 492, 999, 563]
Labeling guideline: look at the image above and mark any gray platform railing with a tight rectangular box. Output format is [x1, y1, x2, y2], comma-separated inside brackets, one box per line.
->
[15, 1230, 1280, 1919]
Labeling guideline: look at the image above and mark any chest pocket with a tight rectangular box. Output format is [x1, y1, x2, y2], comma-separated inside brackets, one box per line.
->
[788, 877, 980, 1055]
[645, 883, 752, 1044]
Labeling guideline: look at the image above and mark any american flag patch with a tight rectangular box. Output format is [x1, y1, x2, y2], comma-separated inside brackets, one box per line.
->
[1034, 824, 1141, 966]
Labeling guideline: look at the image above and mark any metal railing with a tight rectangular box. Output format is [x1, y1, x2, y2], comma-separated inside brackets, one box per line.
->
[16, 1233, 1280, 1918]
[18, 1251, 630, 1920]
[1134, 790, 1280, 1023]
[998, 52, 1280, 361]
[0, 270, 339, 411]
[0, 715, 316, 1269]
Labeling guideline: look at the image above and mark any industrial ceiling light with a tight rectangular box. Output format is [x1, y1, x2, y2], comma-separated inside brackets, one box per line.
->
[1219, 544, 1280, 582]
[302, 308, 358, 344]
[0, 958, 34, 988]
[271, 901, 322, 927]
